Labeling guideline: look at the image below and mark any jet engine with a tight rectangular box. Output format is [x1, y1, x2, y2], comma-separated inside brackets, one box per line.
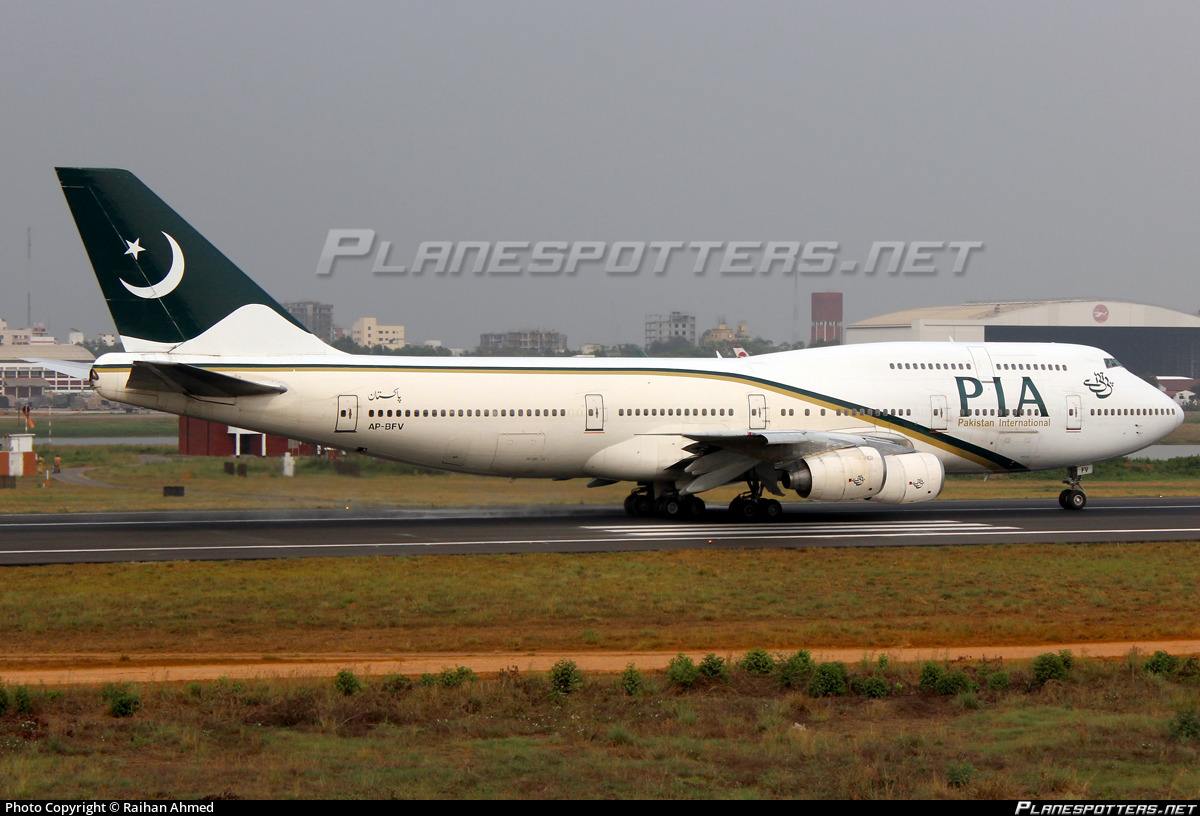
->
[778, 448, 944, 504]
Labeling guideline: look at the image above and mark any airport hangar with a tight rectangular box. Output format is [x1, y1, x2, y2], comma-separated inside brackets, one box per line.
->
[845, 300, 1200, 381]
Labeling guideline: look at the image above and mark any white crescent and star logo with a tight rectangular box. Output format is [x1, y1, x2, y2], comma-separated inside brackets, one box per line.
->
[119, 231, 185, 299]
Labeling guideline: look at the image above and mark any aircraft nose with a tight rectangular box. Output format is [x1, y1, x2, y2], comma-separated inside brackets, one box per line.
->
[1159, 389, 1185, 429]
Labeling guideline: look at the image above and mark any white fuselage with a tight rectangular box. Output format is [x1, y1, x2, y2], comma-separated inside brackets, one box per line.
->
[91, 341, 1183, 486]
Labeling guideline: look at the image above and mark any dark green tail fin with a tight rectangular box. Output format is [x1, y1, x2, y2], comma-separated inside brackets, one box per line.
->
[57, 168, 327, 354]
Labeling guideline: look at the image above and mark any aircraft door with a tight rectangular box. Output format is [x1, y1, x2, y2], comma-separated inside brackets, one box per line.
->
[335, 395, 358, 433]
[930, 395, 948, 431]
[585, 394, 604, 431]
[1066, 394, 1082, 431]
[748, 394, 767, 430]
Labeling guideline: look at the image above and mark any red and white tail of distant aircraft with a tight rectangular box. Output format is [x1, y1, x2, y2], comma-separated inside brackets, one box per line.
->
[48, 168, 1183, 520]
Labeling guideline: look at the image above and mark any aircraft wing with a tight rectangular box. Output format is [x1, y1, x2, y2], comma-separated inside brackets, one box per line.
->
[125, 361, 287, 398]
[669, 428, 916, 496]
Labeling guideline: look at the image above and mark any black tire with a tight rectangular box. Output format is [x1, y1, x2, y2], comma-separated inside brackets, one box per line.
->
[759, 499, 783, 520]
[658, 497, 684, 518]
[731, 498, 759, 520]
[1067, 490, 1086, 510]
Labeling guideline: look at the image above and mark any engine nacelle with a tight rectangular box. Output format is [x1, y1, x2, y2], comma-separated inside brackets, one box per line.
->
[778, 447, 886, 501]
[778, 448, 945, 504]
[868, 452, 945, 504]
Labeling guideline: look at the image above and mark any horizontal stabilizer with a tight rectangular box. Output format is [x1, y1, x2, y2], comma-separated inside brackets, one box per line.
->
[24, 358, 94, 381]
[126, 361, 286, 398]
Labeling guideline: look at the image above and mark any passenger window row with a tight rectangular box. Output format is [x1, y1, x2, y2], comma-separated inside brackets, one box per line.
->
[367, 408, 567, 418]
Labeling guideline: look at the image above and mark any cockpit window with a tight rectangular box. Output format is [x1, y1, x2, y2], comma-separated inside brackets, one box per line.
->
[1103, 357, 1123, 369]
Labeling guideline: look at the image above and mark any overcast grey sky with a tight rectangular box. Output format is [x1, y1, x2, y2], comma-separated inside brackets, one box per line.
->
[3, 2, 1198, 348]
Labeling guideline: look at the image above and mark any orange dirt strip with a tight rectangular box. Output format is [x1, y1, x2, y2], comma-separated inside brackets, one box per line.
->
[4, 640, 1199, 686]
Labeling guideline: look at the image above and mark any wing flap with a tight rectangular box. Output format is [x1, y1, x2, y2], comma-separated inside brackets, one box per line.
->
[683, 428, 914, 459]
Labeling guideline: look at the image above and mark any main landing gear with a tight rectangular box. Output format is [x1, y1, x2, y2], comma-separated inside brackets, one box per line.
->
[623, 485, 706, 519]
[623, 475, 785, 522]
[1058, 464, 1091, 511]
[727, 476, 783, 521]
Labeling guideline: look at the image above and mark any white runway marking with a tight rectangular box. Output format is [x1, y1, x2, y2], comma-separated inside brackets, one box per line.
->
[583, 520, 1016, 539]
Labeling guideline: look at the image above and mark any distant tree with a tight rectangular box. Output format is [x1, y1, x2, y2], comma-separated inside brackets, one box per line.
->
[80, 338, 122, 356]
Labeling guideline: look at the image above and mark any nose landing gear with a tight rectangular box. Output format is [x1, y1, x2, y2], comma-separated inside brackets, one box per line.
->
[1058, 464, 1092, 511]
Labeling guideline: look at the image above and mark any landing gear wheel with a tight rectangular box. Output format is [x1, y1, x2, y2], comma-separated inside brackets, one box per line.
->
[624, 494, 636, 516]
[657, 496, 685, 519]
[1059, 465, 1090, 511]
[632, 493, 654, 517]
[730, 497, 760, 520]
[684, 496, 706, 518]
[758, 498, 783, 520]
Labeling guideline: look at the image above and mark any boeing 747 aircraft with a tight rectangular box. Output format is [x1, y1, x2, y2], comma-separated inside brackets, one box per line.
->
[51, 168, 1184, 519]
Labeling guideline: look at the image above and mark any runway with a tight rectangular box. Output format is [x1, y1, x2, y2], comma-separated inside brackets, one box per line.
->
[1, 497, 1198, 565]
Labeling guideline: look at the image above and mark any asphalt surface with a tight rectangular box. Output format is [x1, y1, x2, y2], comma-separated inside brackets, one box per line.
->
[1, 497, 1198, 565]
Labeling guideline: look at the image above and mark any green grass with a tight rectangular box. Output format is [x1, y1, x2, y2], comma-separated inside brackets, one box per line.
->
[1, 542, 1198, 655]
[5, 411, 178, 439]
[1, 655, 1197, 798]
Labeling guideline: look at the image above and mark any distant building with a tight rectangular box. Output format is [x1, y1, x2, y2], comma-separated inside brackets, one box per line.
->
[283, 301, 335, 343]
[1, 344, 95, 399]
[645, 312, 696, 347]
[480, 330, 566, 353]
[811, 292, 843, 345]
[178, 416, 313, 457]
[0, 318, 55, 347]
[700, 318, 749, 346]
[847, 299, 1200, 378]
[352, 317, 406, 350]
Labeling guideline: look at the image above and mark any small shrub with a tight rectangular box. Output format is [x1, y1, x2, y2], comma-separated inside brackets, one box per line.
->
[947, 761, 975, 789]
[0, 686, 7, 715]
[548, 659, 584, 695]
[935, 670, 977, 696]
[986, 671, 1011, 692]
[853, 675, 891, 699]
[109, 691, 142, 718]
[381, 674, 413, 694]
[738, 648, 776, 675]
[1058, 650, 1075, 670]
[438, 666, 477, 688]
[12, 686, 32, 715]
[617, 663, 648, 697]
[100, 684, 141, 718]
[777, 650, 815, 689]
[1032, 652, 1068, 686]
[919, 662, 944, 691]
[334, 669, 363, 696]
[698, 654, 730, 682]
[1168, 709, 1200, 741]
[808, 662, 849, 697]
[1144, 651, 1181, 676]
[667, 654, 699, 690]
